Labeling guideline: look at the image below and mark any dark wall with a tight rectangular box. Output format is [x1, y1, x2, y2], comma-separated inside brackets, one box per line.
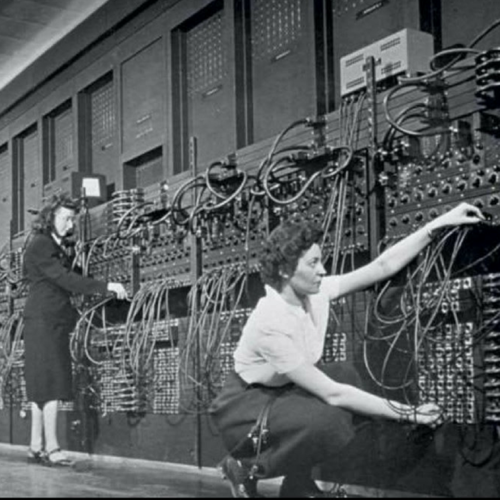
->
[441, 0, 500, 49]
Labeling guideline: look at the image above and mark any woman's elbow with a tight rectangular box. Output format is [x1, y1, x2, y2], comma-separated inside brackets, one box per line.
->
[323, 382, 359, 407]
[323, 390, 347, 407]
[372, 257, 396, 281]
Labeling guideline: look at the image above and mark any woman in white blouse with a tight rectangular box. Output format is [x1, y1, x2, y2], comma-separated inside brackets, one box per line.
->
[210, 202, 484, 498]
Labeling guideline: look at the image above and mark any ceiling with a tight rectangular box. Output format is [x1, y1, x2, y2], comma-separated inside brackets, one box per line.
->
[0, 0, 111, 91]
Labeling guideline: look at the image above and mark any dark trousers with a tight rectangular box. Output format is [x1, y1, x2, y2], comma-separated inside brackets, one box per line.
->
[210, 363, 369, 479]
[210, 363, 500, 496]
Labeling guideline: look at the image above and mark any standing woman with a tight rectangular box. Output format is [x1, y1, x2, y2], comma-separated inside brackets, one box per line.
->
[23, 192, 127, 466]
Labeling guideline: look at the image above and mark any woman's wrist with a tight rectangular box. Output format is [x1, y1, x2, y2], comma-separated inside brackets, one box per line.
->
[396, 405, 416, 423]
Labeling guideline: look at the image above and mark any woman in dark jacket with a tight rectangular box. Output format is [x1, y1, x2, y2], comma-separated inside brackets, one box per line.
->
[23, 192, 127, 466]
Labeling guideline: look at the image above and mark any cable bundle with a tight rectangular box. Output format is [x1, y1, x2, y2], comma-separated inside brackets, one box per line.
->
[70, 297, 143, 414]
[475, 48, 500, 103]
[179, 263, 249, 413]
[365, 226, 500, 424]
[0, 312, 25, 407]
[171, 163, 247, 236]
[107, 188, 145, 237]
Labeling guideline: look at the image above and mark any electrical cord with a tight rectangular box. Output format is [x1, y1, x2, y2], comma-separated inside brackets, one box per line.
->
[363, 222, 500, 430]
[393, 17, 500, 98]
[383, 82, 452, 139]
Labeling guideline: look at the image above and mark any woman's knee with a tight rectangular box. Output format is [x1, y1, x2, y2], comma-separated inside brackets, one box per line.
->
[305, 406, 355, 450]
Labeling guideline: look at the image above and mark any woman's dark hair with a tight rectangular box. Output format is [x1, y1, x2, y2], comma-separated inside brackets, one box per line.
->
[259, 219, 323, 291]
[32, 192, 79, 234]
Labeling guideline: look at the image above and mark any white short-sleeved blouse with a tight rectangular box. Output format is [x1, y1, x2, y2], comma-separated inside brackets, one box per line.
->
[234, 277, 340, 386]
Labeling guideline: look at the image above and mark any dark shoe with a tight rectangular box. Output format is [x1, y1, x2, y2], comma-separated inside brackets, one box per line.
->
[43, 448, 72, 467]
[27, 449, 46, 465]
[325, 484, 350, 498]
[218, 455, 264, 498]
[279, 475, 330, 498]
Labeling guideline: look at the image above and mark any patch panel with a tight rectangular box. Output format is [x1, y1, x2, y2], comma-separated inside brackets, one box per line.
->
[418, 322, 476, 424]
[152, 347, 180, 414]
[322, 332, 348, 363]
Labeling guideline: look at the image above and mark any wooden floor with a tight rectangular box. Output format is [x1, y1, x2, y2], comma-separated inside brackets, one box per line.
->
[0, 444, 442, 498]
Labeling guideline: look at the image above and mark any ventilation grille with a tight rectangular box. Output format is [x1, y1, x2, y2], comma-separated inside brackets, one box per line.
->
[346, 76, 366, 90]
[380, 36, 402, 52]
[91, 77, 115, 151]
[380, 60, 402, 75]
[53, 105, 74, 175]
[332, 0, 364, 15]
[22, 129, 39, 178]
[133, 151, 164, 189]
[251, 0, 303, 61]
[0, 145, 9, 201]
[186, 10, 226, 96]
[345, 53, 365, 68]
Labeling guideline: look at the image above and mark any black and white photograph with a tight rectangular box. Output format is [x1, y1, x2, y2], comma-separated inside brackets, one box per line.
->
[0, 0, 500, 497]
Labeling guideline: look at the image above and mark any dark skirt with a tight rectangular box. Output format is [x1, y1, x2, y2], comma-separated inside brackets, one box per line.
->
[209, 363, 361, 479]
[24, 317, 74, 404]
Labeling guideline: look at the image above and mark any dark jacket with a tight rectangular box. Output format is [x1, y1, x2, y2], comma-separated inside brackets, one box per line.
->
[23, 232, 108, 325]
[22, 232, 109, 403]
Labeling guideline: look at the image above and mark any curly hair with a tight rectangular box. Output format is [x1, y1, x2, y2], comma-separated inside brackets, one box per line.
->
[259, 219, 323, 291]
[31, 192, 79, 234]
